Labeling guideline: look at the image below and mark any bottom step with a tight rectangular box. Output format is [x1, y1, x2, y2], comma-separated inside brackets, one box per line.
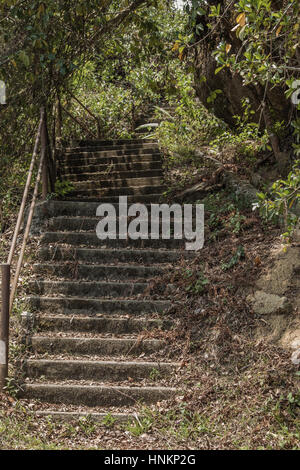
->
[21, 384, 177, 407]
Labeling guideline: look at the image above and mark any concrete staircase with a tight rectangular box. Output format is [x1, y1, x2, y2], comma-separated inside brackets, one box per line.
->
[20, 138, 188, 422]
[59, 139, 166, 202]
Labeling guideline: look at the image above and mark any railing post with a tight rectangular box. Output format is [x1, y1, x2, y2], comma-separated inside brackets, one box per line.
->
[55, 97, 63, 147]
[0, 264, 10, 391]
[41, 107, 48, 200]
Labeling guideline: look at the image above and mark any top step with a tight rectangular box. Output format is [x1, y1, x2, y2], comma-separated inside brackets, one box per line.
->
[65, 143, 159, 154]
[67, 139, 156, 148]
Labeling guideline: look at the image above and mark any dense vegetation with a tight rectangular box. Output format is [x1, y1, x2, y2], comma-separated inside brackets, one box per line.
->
[0, 0, 299, 236]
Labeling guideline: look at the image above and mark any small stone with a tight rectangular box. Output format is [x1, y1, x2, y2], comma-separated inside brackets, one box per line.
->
[247, 290, 292, 315]
[291, 348, 300, 365]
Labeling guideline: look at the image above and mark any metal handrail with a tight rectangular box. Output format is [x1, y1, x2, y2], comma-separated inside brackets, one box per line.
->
[61, 105, 97, 139]
[7, 114, 44, 266]
[65, 88, 101, 139]
[1, 106, 53, 390]
[56, 88, 102, 141]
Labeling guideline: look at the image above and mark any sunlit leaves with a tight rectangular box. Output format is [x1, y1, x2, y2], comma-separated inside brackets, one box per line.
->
[211, 0, 299, 89]
[236, 12, 246, 27]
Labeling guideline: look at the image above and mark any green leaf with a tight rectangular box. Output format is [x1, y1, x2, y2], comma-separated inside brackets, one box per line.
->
[19, 50, 30, 67]
[215, 65, 225, 74]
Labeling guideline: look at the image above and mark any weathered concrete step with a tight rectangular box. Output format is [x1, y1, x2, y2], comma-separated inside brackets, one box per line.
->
[32, 315, 174, 335]
[29, 336, 166, 356]
[29, 297, 171, 314]
[21, 383, 177, 406]
[25, 359, 177, 382]
[65, 143, 159, 153]
[34, 200, 138, 218]
[46, 216, 190, 233]
[64, 194, 166, 203]
[62, 169, 163, 182]
[60, 160, 162, 175]
[34, 200, 172, 219]
[28, 280, 149, 298]
[68, 177, 163, 190]
[33, 263, 165, 281]
[68, 185, 166, 198]
[61, 152, 162, 166]
[69, 138, 156, 148]
[39, 246, 188, 264]
[41, 232, 184, 248]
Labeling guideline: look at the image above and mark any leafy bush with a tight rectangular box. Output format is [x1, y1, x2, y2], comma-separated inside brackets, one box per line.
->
[255, 160, 300, 241]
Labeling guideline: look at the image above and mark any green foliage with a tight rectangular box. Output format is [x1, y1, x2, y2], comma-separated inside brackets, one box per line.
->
[149, 367, 161, 381]
[52, 180, 74, 198]
[202, 191, 248, 242]
[102, 413, 117, 428]
[3, 377, 21, 398]
[150, 78, 269, 168]
[221, 245, 245, 271]
[211, 0, 299, 91]
[62, 5, 186, 139]
[255, 160, 300, 241]
[228, 211, 247, 234]
[125, 415, 152, 436]
[180, 0, 300, 168]
[1, 0, 176, 225]
[150, 71, 227, 159]
[184, 267, 210, 294]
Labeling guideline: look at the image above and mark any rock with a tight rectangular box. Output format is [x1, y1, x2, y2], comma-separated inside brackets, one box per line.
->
[176, 181, 216, 201]
[222, 172, 258, 206]
[280, 328, 300, 350]
[291, 348, 300, 365]
[256, 246, 300, 296]
[248, 290, 292, 315]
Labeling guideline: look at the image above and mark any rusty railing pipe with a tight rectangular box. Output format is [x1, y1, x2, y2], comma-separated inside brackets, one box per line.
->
[9, 147, 46, 312]
[7, 109, 44, 266]
[0, 264, 10, 390]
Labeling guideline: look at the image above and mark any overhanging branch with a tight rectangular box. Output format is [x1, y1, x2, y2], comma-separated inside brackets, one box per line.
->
[89, 0, 149, 43]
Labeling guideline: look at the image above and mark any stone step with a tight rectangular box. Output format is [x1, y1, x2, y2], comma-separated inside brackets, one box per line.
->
[62, 169, 163, 182]
[33, 263, 166, 281]
[34, 200, 173, 219]
[34, 200, 142, 218]
[27, 280, 150, 298]
[34, 200, 166, 227]
[69, 139, 155, 147]
[65, 143, 159, 154]
[64, 194, 166, 203]
[68, 176, 163, 190]
[28, 296, 171, 314]
[40, 232, 184, 248]
[60, 160, 162, 175]
[38, 246, 188, 264]
[29, 336, 166, 356]
[61, 152, 162, 166]
[21, 383, 177, 407]
[31, 315, 174, 335]
[25, 359, 177, 382]
[46, 216, 189, 233]
[67, 184, 166, 198]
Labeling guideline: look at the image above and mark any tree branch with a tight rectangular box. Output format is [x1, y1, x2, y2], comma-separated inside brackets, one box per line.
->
[90, 0, 149, 42]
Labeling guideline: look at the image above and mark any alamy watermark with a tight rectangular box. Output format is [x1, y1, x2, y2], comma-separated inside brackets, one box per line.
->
[96, 196, 204, 251]
[291, 80, 300, 106]
[0, 81, 6, 104]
